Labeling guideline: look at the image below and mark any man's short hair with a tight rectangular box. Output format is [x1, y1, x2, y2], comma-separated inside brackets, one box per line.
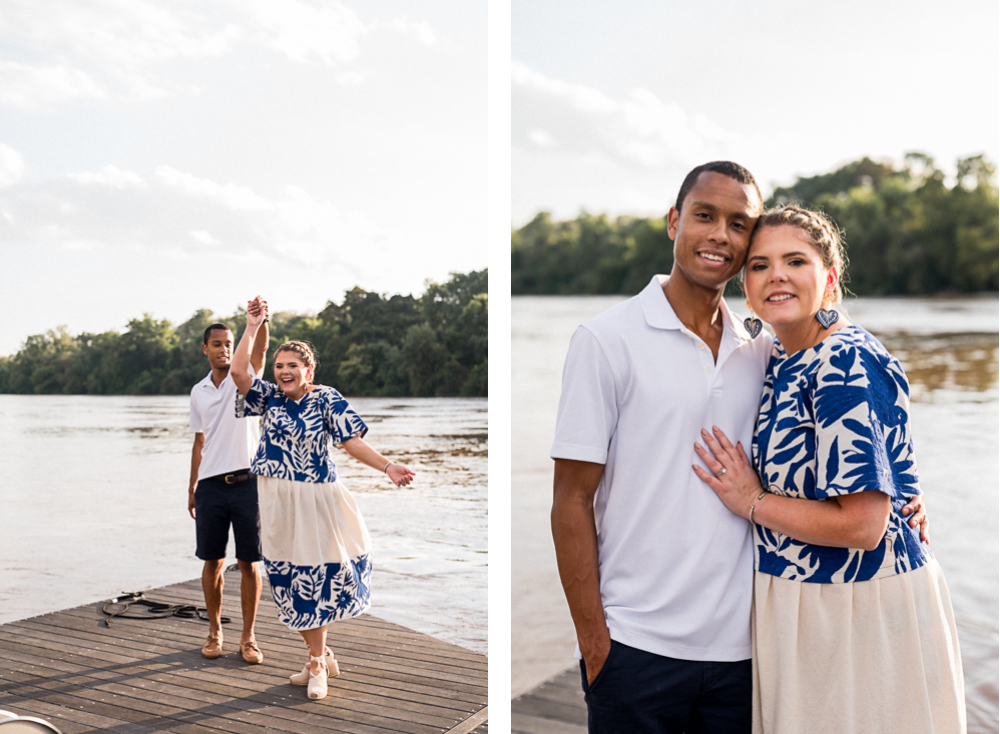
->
[203, 323, 232, 344]
[675, 161, 762, 213]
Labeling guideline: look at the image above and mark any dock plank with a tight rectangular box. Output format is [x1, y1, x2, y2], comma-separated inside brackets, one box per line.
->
[511, 667, 585, 734]
[0, 572, 487, 733]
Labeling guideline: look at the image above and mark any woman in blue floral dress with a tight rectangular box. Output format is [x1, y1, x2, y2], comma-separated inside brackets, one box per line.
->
[693, 207, 965, 733]
[231, 298, 415, 701]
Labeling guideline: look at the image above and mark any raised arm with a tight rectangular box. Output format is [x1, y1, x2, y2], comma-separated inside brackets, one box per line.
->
[249, 300, 269, 376]
[552, 458, 608, 685]
[232, 296, 267, 396]
[341, 436, 416, 487]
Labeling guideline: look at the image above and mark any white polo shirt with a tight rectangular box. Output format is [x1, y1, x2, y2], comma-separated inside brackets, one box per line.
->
[551, 275, 772, 662]
[189, 364, 263, 481]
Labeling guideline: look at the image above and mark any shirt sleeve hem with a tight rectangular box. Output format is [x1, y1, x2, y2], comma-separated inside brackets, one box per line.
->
[550, 443, 608, 464]
[812, 485, 895, 499]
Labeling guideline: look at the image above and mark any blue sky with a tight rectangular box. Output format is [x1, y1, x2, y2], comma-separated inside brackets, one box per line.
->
[512, 0, 999, 224]
[0, 0, 486, 356]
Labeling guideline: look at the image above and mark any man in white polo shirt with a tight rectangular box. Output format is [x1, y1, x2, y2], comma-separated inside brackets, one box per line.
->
[552, 162, 767, 733]
[188, 304, 269, 664]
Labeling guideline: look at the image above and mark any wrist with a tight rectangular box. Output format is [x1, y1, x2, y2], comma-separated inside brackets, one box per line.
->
[578, 626, 611, 654]
[383, 461, 392, 474]
[748, 488, 768, 523]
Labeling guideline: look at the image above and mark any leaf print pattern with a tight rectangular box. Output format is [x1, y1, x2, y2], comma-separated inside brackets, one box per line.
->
[752, 326, 931, 584]
[236, 378, 368, 482]
[263, 553, 372, 630]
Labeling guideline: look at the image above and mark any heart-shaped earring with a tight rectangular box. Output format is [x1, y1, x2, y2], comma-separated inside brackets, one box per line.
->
[815, 308, 839, 329]
[743, 315, 762, 338]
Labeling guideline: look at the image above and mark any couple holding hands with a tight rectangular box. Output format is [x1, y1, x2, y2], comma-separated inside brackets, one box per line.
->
[187, 296, 414, 701]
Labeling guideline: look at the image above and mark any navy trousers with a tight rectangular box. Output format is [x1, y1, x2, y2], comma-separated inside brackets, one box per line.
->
[580, 640, 752, 734]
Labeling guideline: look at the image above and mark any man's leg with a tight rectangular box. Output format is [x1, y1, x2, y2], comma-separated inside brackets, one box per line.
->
[194, 477, 229, 658]
[238, 560, 261, 645]
[231, 475, 263, 663]
[201, 558, 226, 656]
[687, 659, 752, 734]
[581, 640, 703, 734]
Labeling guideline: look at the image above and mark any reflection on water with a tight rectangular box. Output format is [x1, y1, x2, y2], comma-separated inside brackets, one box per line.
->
[877, 332, 999, 401]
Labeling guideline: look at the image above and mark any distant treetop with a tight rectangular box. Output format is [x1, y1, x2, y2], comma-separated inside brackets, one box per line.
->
[0, 269, 488, 397]
[512, 154, 997, 297]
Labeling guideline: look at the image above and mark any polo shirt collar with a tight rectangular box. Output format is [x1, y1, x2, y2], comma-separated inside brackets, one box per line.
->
[197, 370, 231, 390]
[639, 274, 752, 343]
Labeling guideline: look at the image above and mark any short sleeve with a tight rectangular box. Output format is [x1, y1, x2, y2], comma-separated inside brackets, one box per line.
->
[189, 390, 202, 433]
[811, 342, 915, 499]
[236, 377, 279, 418]
[550, 326, 618, 465]
[324, 391, 368, 445]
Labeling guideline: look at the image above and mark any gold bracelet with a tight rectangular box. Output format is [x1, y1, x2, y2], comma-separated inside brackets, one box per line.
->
[748, 490, 768, 524]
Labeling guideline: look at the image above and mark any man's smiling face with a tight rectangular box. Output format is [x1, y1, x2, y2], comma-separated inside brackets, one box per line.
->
[666, 171, 762, 291]
[202, 329, 234, 370]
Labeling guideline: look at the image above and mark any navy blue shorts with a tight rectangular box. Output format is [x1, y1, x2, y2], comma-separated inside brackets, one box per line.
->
[580, 640, 751, 734]
[194, 473, 262, 563]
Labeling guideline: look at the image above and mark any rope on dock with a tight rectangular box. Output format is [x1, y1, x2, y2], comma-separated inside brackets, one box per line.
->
[101, 589, 231, 627]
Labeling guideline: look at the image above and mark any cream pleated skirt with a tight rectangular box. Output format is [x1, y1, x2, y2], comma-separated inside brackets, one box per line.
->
[751, 558, 965, 734]
[257, 476, 372, 631]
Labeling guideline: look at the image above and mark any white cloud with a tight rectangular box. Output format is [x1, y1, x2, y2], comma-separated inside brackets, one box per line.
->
[237, 0, 367, 65]
[0, 1, 242, 104]
[528, 129, 555, 148]
[0, 61, 108, 108]
[189, 229, 220, 246]
[0, 1, 447, 108]
[155, 166, 273, 211]
[512, 61, 747, 171]
[388, 17, 436, 47]
[2, 165, 388, 269]
[512, 62, 616, 115]
[2, 1, 238, 67]
[67, 165, 147, 189]
[0, 144, 26, 188]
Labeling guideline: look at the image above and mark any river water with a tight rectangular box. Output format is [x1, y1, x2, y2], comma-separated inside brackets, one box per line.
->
[0, 396, 487, 654]
[512, 295, 998, 732]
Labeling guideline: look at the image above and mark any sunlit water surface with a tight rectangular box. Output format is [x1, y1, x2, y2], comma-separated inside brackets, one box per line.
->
[512, 295, 997, 732]
[0, 396, 486, 654]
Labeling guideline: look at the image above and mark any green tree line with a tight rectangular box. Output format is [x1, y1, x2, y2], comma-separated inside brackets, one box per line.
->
[0, 270, 487, 398]
[512, 153, 998, 297]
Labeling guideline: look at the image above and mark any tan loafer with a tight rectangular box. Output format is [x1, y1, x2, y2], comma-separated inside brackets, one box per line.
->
[201, 634, 223, 659]
[240, 639, 264, 665]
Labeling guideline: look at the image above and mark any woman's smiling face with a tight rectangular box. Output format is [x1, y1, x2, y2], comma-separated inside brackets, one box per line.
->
[744, 224, 837, 329]
[273, 349, 312, 398]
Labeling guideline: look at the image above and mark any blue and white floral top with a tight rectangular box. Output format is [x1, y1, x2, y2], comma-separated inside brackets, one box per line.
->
[235, 377, 368, 483]
[752, 325, 931, 584]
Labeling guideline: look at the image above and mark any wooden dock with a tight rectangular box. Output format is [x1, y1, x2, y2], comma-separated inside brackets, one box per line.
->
[0, 575, 487, 733]
[511, 667, 585, 734]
